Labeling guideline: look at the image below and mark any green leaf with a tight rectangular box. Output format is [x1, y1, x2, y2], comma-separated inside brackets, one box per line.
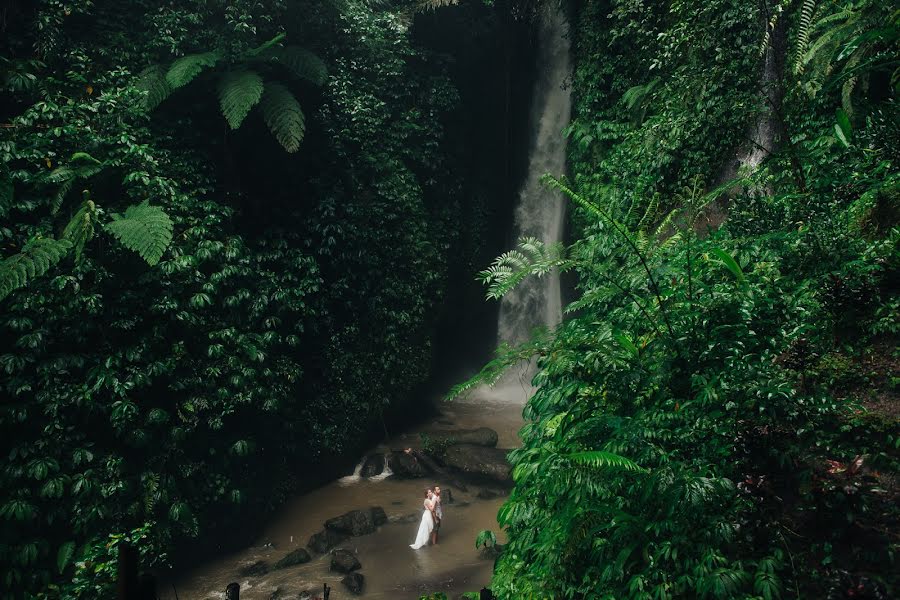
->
[137, 65, 172, 110]
[244, 33, 287, 57]
[62, 200, 98, 263]
[217, 69, 265, 129]
[708, 247, 745, 284]
[475, 529, 497, 549]
[834, 108, 852, 147]
[104, 202, 173, 266]
[268, 46, 327, 86]
[613, 331, 640, 358]
[260, 82, 306, 153]
[57, 542, 75, 574]
[165, 51, 220, 89]
[0, 238, 72, 302]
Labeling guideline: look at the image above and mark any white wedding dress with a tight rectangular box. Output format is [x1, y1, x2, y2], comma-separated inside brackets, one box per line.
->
[409, 499, 434, 549]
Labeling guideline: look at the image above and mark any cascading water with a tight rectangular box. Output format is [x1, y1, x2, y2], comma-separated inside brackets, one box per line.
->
[482, 8, 572, 403]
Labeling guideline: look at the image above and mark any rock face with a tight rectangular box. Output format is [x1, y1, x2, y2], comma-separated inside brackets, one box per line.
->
[325, 507, 386, 536]
[342, 572, 365, 595]
[387, 450, 429, 478]
[443, 445, 512, 484]
[307, 528, 349, 554]
[330, 548, 362, 573]
[425, 427, 499, 447]
[273, 547, 311, 569]
[361, 453, 384, 477]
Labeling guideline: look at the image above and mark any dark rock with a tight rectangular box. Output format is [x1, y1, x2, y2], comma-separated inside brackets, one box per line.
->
[387, 450, 429, 478]
[476, 487, 507, 500]
[425, 427, 499, 447]
[443, 488, 454, 503]
[268, 588, 288, 600]
[298, 592, 312, 600]
[479, 543, 504, 560]
[273, 547, 311, 569]
[443, 445, 512, 484]
[324, 507, 386, 536]
[238, 560, 269, 577]
[361, 453, 384, 477]
[391, 500, 404, 505]
[330, 548, 361, 573]
[390, 512, 420, 524]
[307, 528, 349, 554]
[341, 572, 365, 595]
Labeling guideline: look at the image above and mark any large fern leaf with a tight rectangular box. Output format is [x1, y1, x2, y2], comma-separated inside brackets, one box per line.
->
[137, 65, 172, 111]
[478, 236, 567, 300]
[217, 69, 265, 129]
[62, 199, 98, 263]
[793, 0, 818, 74]
[165, 51, 220, 89]
[0, 176, 11, 219]
[0, 238, 72, 302]
[565, 450, 647, 473]
[260, 82, 306, 152]
[104, 202, 173, 266]
[267, 47, 327, 86]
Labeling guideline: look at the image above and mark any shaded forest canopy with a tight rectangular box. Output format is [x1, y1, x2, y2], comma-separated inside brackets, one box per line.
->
[1, 0, 898, 598]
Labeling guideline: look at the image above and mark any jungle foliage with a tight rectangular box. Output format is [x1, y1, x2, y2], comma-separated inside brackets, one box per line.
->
[460, 0, 899, 598]
[0, 0, 514, 596]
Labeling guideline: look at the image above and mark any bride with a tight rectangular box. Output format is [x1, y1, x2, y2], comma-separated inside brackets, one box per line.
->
[410, 488, 437, 549]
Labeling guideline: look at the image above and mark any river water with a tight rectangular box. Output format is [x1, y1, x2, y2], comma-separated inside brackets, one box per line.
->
[161, 7, 570, 599]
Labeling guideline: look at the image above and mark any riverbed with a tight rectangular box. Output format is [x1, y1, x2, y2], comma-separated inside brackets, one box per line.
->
[159, 390, 527, 599]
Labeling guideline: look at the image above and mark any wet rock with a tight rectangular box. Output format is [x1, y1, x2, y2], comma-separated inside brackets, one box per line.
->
[442, 488, 454, 503]
[298, 592, 312, 600]
[390, 512, 420, 524]
[443, 445, 512, 484]
[391, 500, 404, 506]
[273, 547, 311, 569]
[268, 588, 289, 600]
[307, 528, 349, 554]
[324, 507, 386, 536]
[425, 427, 499, 447]
[238, 560, 269, 577]
[387, 450, 430, 478]
[341, 572, 365, 595]
[476, 487, 507, 500]
[479, 543, 505, 560]
[330, 548, 361, 573]
[361, 453, 384, 477]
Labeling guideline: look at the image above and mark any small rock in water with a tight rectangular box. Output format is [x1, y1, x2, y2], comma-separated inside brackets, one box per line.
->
[237, 560, 269, 577]
[330, 548, 361, 573]
[273, 547, 311, 569]
[391, 500, 403, 505]
[360, 453, 384, 477]
[341, 572, 365, 595]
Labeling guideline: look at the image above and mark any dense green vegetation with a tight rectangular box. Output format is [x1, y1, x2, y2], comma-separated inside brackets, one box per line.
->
[0, 0, 528, 596]
[461, 0, 899, 598]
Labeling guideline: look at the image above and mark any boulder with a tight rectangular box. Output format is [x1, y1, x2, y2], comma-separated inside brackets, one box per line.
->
[443, 445, 512, 484]
[307, 528, 349, 554]
[324, 507, 386, 536]
[425, 427, 499, 447]
[237, 560, 269, 577]
[361, 453, 384, 477]
[330, 548, 361, 573]
[387, 450, 430, 478]
[341, 572, 365, 595]
[273, 547, 311, 570]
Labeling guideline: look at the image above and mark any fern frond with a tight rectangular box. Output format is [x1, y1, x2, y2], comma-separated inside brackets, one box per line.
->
[267, 47, 327, 86]
[793, 0, 818, 74]
[0, 238, 72, 302]
[104, 201, 173, 266]
[0, 176, 12, 219]
[260, 82, 305, 153]
[413, 0, 459, 13]
[445, 334, 550, 400]
[478, 236, 567, 300]
[62, 199, 98, 263]
[137, 65, 172, 111]
[565, 451, 647, 473]
[217, 69, 264, 129]
[51, 178, 74, 214]
[166, 51, 220, 89]
[244, 33, 287, 58]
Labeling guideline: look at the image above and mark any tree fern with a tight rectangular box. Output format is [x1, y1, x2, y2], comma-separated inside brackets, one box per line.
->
[104, 201, 173, 266]
[62, 199, 98, 263]
[217, 69, 265, 129]
[137, 65, 172, 111]
[165, 51, 220, 89]
[0, 238, 72, 302]
[260, 82, 306, 153]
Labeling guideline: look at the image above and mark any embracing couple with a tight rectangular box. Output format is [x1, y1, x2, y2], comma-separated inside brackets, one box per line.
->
[409, 486, 443, 550]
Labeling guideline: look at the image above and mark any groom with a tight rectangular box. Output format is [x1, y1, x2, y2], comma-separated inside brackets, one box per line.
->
[431, 485, 443, 545]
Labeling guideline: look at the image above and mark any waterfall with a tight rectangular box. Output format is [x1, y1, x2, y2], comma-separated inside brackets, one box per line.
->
[478, 8, 572, 404]
[337, 459, 364, 485]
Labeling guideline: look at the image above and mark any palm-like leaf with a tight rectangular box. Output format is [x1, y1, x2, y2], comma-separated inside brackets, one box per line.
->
[267, 47, 327, 86]
[104, 202, 173, 266]
[260, 82, 306, 153]
[166, 51, 220, 89]
[218, 69, 265, 129]
[0, 238, 72, 302]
